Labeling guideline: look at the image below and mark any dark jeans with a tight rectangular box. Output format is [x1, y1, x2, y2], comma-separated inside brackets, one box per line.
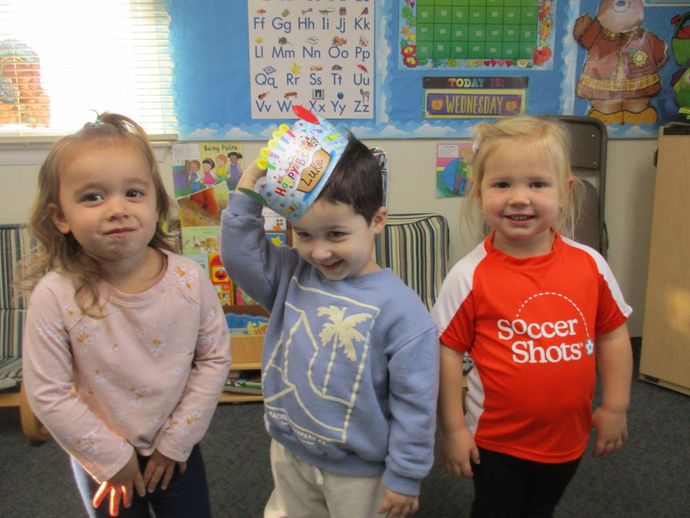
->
[470, 447, 581, 518]
[71, 444, 211, 518]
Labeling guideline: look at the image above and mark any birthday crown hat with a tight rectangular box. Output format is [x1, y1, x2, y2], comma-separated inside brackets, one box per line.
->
[241, 106, 349, 221]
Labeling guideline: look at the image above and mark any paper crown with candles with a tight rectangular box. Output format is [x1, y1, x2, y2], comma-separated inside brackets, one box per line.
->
[241, 106, 349, 221]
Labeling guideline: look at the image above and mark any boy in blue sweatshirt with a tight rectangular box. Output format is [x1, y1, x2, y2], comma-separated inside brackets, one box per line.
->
[221, 134, 439, 518]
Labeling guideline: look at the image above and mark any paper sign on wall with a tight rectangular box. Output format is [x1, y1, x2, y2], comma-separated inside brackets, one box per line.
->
[248, 0, 374, 119]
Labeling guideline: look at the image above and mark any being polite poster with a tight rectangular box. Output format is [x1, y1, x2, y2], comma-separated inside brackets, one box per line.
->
[248, 0, 375, 119]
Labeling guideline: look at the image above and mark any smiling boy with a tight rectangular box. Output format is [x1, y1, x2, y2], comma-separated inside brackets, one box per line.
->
[220, 135, 439, 518]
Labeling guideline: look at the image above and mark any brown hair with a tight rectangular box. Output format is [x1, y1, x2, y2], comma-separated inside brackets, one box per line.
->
[17, 113, 173, 316]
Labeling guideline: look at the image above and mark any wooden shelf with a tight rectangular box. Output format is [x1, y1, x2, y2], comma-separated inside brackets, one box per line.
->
[219, 392, 263, 403]
[221, 334, 264, 404]
[231, 362, 262, 370]
[640, 128, 690, 396]
[230, 334, 264, 363]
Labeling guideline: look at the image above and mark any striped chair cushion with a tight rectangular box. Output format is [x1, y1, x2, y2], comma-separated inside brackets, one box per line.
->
[0, 357, 22, 390]
[0, 224, 36, 389]
[375, 213, 449, 310]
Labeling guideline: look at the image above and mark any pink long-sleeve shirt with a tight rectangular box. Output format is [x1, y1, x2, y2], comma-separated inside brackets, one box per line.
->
[23, 250, 231, 482]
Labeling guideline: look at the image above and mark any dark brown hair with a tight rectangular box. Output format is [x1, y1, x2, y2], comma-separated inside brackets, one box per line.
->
[316, 133, 383, 223]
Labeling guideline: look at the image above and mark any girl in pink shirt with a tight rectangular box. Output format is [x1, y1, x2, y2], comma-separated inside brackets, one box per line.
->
[19, 113, 230, 517]
[432, 116, 633, 518]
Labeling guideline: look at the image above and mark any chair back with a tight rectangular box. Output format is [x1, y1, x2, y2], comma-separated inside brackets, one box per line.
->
[375, 213, 449, 310]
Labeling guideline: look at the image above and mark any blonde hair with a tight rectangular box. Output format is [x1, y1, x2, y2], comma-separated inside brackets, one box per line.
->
[17, 113, 174, 316]
[463, 116, 581, 241]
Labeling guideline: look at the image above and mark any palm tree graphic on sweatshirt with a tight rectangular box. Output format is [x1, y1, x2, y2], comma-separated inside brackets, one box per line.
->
[317, 305, 372, 393]
[263, 284, 379, 445]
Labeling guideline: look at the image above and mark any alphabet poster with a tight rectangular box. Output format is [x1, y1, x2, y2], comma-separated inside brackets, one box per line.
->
[248, 1, 374, 119]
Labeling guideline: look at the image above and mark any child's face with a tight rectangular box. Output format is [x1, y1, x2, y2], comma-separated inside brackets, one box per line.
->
[51, 140, 159, 266]
[293, 200, 386, 281]
[479, 139, 563, 257]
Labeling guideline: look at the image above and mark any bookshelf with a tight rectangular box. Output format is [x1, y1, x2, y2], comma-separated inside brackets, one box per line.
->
[220, 334, 264, 403]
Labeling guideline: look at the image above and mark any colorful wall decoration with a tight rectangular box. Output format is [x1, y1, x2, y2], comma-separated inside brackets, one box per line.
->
[0, 40, 50, 127]
[170, 0, 690, 139]
[171, 140, 289, 317]
[436, 142, 473, 198]
[399, 0, 555, 70]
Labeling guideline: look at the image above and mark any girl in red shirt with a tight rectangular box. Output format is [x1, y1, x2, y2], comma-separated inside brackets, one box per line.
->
[432, 116, 633, 518]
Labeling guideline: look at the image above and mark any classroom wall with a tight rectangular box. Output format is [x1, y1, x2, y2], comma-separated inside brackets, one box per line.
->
[0, 138, 657, 336]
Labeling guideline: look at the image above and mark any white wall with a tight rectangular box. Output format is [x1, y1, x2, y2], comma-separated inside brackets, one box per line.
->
[0, 138, 658, 336]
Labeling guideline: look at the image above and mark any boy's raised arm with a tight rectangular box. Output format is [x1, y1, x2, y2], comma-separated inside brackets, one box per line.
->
[236, 159, 266, 191]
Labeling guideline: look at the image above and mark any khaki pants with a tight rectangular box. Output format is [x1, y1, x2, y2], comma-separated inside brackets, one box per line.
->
[264, 440, 386, 518]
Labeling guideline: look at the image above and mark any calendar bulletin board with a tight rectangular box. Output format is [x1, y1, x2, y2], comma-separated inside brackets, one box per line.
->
[170, 0, 690, 140]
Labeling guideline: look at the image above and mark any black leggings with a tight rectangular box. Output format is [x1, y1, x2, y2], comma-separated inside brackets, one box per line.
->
[71, 444, 211, 518]
[470, 447, 581, 518]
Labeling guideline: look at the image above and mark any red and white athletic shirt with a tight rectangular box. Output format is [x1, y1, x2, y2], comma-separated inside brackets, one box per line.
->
[432, 233, 632, 463]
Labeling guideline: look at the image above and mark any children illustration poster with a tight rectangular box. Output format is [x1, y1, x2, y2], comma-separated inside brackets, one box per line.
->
[436, 143, 472, 198]
[171, 141, 289, 312]
[248, 0, 374, 119]
[172, 142, 244, 228]
[170, 0, 690, 139]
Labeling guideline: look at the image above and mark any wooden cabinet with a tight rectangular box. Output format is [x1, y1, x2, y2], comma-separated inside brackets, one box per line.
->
[219, 334, 264, 403]
[639, 125, 690, 396]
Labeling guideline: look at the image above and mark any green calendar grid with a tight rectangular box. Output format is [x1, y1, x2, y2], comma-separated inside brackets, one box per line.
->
[414, 0, 540, 61]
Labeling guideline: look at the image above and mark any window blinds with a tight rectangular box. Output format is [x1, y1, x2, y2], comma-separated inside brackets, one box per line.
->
[0, 0, 176, 137]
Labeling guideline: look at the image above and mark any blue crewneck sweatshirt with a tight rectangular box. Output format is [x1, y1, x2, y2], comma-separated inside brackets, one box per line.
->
[221, 192, 439, 496]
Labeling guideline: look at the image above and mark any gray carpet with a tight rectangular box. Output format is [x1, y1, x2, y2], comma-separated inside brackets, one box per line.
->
[1, 343, 688, 517]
